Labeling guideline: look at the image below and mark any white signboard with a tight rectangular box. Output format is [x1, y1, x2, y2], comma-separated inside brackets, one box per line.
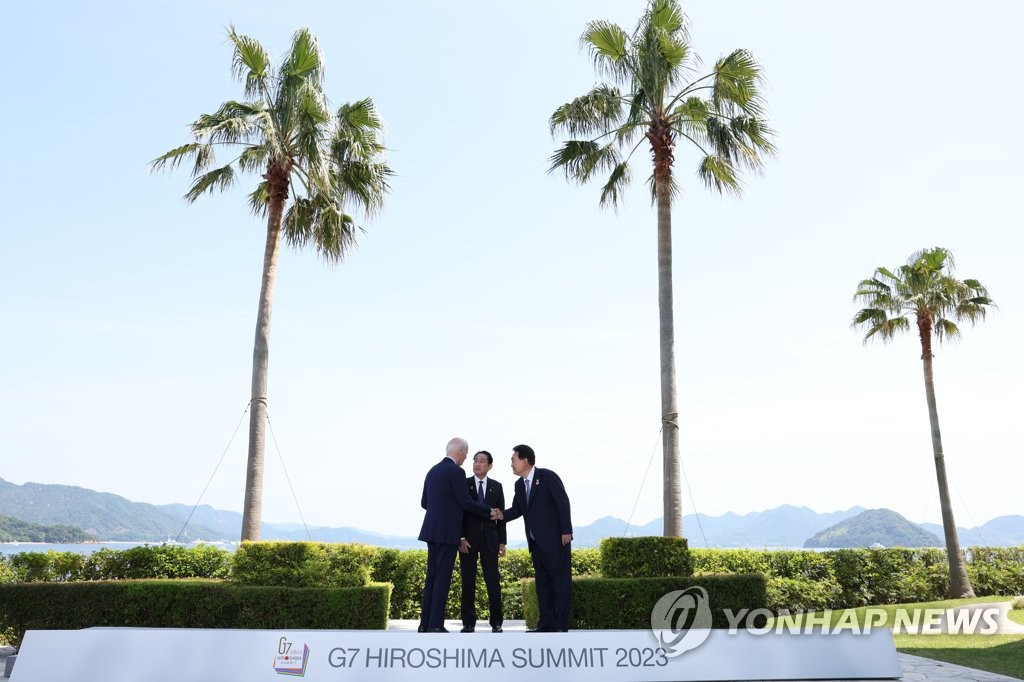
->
[10, 627, 901, 682]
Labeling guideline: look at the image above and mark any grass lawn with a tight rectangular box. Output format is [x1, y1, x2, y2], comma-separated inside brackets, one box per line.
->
[1009, 610, 1024, 626]
[895, 633, 1024, 680]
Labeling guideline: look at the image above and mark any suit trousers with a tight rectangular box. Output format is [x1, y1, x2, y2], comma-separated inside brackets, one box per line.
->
[421, 541, 458, 629]
[529, 540, 572, 631]
[459, 547, 503, 628]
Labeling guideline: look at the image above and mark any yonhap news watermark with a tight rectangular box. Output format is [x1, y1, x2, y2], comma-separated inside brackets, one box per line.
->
[650, 587, 1014, 657]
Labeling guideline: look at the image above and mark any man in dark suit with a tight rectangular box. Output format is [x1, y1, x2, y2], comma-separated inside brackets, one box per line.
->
[501, 444, 573, 632]
[458, 450, 506, 633]
[419, 437, 499, 633]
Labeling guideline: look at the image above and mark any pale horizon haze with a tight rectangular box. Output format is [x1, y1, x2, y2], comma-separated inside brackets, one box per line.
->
[2, 1, 1021, 546]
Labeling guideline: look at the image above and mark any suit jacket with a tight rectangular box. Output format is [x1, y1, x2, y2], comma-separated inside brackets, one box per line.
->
[462, 477, 506, 552]
[419, 457, 493, 546]
[503, 467, 572, 552]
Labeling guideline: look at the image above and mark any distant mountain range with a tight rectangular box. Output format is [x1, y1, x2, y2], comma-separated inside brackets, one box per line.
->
[1, 478, 1021, 548]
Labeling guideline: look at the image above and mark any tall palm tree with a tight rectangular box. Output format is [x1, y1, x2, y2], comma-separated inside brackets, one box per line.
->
[548, 0, 774, 536]
[852, 247, 994, 598]
[152, 27, 392, 541]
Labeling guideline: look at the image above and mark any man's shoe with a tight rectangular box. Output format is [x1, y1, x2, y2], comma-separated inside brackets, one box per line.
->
[426, 627, 449, 633]
[491, 626, 503, 633]
[417, 624, 426, 633]
[526, 627, 551, 633]
[460, 626, 474, 633]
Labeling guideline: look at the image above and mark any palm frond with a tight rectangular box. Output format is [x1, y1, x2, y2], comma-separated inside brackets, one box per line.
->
[599, 162, 632, 208]
[549, 85, 626, 138]
[581, 20, 631, 82]
[696, 154, 739, 195]
[548, 140, 622, 184]
[247, 180, 269, 217]
[282, 193, 360, 264]
[183, 164, 236, 203]
[282, 28, 324, 80]
[712, 49, 766, 116]
[227, 26, 271, 99]
[149, 142, 212, 174]
[191, 101, 264, 143]
[933, 318, 960, 342]
[238, 145, 269, 174]
[333, 162, 393, 217]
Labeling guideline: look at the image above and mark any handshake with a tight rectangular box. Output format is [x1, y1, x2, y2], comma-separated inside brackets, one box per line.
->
[489, 508, 504, 521]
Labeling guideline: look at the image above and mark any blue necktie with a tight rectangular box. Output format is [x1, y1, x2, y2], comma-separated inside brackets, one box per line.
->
[525, 479, 531, 503]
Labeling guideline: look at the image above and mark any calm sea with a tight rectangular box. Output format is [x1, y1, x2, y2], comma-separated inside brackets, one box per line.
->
[0, 541, 237, 556]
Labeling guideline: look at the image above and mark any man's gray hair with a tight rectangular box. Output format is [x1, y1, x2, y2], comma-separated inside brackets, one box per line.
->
[446, 437, 468, 457]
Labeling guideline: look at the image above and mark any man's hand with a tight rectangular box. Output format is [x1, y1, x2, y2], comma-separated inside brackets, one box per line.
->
[490, 508, 504, 521]
[498, 544, 506, 558]
[459, 539, 470, 554]
[561, 533, 572, 546]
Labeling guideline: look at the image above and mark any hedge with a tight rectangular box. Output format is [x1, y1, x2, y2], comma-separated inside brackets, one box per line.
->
[521, 573, 767, 629]
[0, 579, 391, 646]
[691, 547, 1024, 610]
[4, 543, 1022, 620]
[600, 537, 693, 578]
[3, 545, 232, 582]
[231, 541, 376, 587]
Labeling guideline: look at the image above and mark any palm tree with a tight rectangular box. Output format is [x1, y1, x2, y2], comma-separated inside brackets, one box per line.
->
[152, 27, 392, 541]
[548, 0, 774, 536]
[852, 247, 994, 598]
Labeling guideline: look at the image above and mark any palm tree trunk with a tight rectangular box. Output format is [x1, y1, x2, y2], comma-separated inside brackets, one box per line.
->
[919, 322, 975, 598]
[654, 160, 682, 538]
[240, 173, 287, 542]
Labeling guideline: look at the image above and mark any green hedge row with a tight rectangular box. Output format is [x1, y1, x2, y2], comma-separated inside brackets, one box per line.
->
[4, 543, 1022, 618]
[0, 579, 391, 646]
[691, 546, 1024, 610]
[521, 573, 767, 629]
[2, 544, 232, 582]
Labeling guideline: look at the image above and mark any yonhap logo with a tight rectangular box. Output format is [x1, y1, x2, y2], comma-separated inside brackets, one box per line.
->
[650, 586, 712, 658]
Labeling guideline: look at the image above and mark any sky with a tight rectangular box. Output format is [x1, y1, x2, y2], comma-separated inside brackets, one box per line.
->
[2, 1, 1022, 546]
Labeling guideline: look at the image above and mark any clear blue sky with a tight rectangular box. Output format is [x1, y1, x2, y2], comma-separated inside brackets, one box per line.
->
[2, 1, 1021, 544]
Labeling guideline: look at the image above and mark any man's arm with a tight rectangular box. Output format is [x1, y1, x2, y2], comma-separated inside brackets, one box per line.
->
[548, 471, 573, 538]
[502, 485, 523, 523]
[496, 483, 507, 546]
[449, 468, 491, 518]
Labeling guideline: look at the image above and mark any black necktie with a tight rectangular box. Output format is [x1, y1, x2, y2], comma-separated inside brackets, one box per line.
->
[479, 481, 485, 503]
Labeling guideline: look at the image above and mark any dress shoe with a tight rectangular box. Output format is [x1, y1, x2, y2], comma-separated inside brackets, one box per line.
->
[526, 627, 552, 633]
[491, 626, 503, 633]
[460, 626, 474, 633]
[417, 625, 426, 633]
[426, 627, 449, 633]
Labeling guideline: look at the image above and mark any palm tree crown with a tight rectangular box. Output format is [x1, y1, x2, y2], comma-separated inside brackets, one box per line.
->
[853, 247, 993, 347]
[152, 26, 391, 260]
[549, 0, 775, 204]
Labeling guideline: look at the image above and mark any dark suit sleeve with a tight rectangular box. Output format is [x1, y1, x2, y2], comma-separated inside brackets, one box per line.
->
[548, 471, 573, 535]
[502, 482, 523, 523]
[451, 468, 491, 517]
[421, 477, 428, 510]
[496, 482, 507, 545]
